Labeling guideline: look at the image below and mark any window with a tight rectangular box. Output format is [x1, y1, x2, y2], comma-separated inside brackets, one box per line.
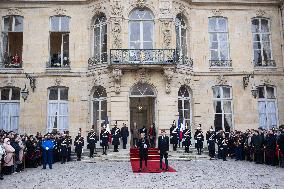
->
[213, 86, 233, 132]
[258, 86, 277, 130]
[175, 14, 187, 63]
[47, 87, 69, 132]
[251, 18, 274, 66]
[93, 14, 107, 63]
[92, 86, 107, 134]
[129, 8, 154, 51]
[130, 83, 155, 97]
[1, 16, 23, 68]
[49, 16, 70, 68]
[208, 17, 230, 67]
[0, 87, 20, 131]
[178, 86, 191, 127]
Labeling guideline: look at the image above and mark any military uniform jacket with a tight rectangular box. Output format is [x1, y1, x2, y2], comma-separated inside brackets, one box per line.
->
[158, 135, 169, 154]
[60, 138, 69, 156]
[100, 130, 109, 147]
[194, 131, 204, 149]
[182, 129, 191, 146]
[111, 127, 121, 145]
[207, 132, 216, 151]
[87, 132, 97, 147]
[140, 127, 148, 136]
[170, 126, 178, 144]
[74, 136, 84, 152]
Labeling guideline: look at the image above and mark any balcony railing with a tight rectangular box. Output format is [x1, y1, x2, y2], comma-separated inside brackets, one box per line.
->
[253, 60, 276, 67]
[110, 49, 176, 65]
[0, 56, 22, 69]
[209, 60, 232, 67]
[177, 55, 193, 67]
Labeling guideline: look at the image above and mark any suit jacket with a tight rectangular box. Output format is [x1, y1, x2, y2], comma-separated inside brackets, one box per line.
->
[158, 135, 169, 154]
[137, 138, 149, 155]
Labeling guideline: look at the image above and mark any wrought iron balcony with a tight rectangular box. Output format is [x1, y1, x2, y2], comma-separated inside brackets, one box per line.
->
[253, 60, 276, 67]
[209, 60, 232, 67]
[177, 55, 193, 67]
[110, 49, 176, 65]
[0, 55, 22, 69]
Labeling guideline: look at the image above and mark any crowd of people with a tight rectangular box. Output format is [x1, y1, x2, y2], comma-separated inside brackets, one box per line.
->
[0, 122, 283, 180]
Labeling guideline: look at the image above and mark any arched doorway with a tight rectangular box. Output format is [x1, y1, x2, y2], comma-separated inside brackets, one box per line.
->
[129, 83, 156, 140]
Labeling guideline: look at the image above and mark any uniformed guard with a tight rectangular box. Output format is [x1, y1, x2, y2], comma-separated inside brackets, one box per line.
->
[182, 123, 191, 153]
[158, 129, 169, 171]
[137, 133, 149, 172]
[139, 126, 148, 138]
[87, 128, 97, 158]
[221, 136, 229, 161]
[111, 122, 121, 152]
[74, 132, 84, 161]
[60, 134, 68, 164]
[170, 121, 178, 151]
[100, 125, 109, 155]
[41, 133, 55, 169]
[120, 123, 129, 149]
[67, 134, 72, 162]
[206, 127, 216, 160]
[194, 125, 204, 155]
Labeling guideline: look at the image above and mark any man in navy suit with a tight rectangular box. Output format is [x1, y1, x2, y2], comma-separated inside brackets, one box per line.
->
[158, 129, 169, 171]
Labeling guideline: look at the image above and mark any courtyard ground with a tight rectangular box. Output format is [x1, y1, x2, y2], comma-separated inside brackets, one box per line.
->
[0, 159, 284, 189]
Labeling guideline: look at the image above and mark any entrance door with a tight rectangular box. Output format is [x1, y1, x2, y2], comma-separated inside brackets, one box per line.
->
[130, 97, 155, 130]
[129, 83, 156, 145]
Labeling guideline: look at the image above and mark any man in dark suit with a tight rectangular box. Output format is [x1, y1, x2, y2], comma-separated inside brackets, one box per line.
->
[140, 125, 148, 137]
[120, 123, 129, 149]
[158, 129, 169, 171]
[137, 133, 149, 172]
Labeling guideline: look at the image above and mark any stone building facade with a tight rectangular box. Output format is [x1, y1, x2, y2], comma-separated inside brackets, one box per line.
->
[0, 0, 284, 140]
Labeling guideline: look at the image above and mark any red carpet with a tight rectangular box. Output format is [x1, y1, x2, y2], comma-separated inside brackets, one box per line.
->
[130, 148, 176, 173]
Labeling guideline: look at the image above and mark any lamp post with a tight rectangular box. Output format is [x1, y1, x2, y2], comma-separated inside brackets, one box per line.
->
[20, 84, 29, 101]
[251, 84, 258, 99]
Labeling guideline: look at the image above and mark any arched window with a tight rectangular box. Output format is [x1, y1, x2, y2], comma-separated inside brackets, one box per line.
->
[92, 86, 107, 134]
[49, 16, 70, 68]
[213, 86, 233, 132]
[178, 86, 191, 127]
[257, 85, 278, 129]
[93, 14, 107, 62]
[251, 18, 273, 66]
[130, 83, 155, 97]
[47, 87, 69, 133]
[129, 9, 154, 49]
[0, 87, 20, 131]
[175, 14, 187, 63]
[1, 16, 23, 68]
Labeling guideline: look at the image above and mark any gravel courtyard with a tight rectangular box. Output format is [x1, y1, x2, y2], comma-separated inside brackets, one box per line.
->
[1, 159, 284, 189]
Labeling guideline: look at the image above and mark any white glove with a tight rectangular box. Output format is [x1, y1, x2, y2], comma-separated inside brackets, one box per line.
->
[143, 144, 147, 149]
[45, 147, 49, 150]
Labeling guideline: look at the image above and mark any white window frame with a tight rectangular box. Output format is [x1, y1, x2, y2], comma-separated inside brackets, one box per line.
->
[175, 14, 187, 62]
[208, 17, 230, 62]
[93, 15, 107, 62]
[257, 85, 278, 129]
[251, 17, 273, 66]
[0, 87, 20, 132]
[1, 16, 23, 66]
[129, 9, 154, 49]
[213, 86, 234, 131]
[47, 87, 69, 133]
[178, 87, 192, 128]
[49, 16, 70, 67]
